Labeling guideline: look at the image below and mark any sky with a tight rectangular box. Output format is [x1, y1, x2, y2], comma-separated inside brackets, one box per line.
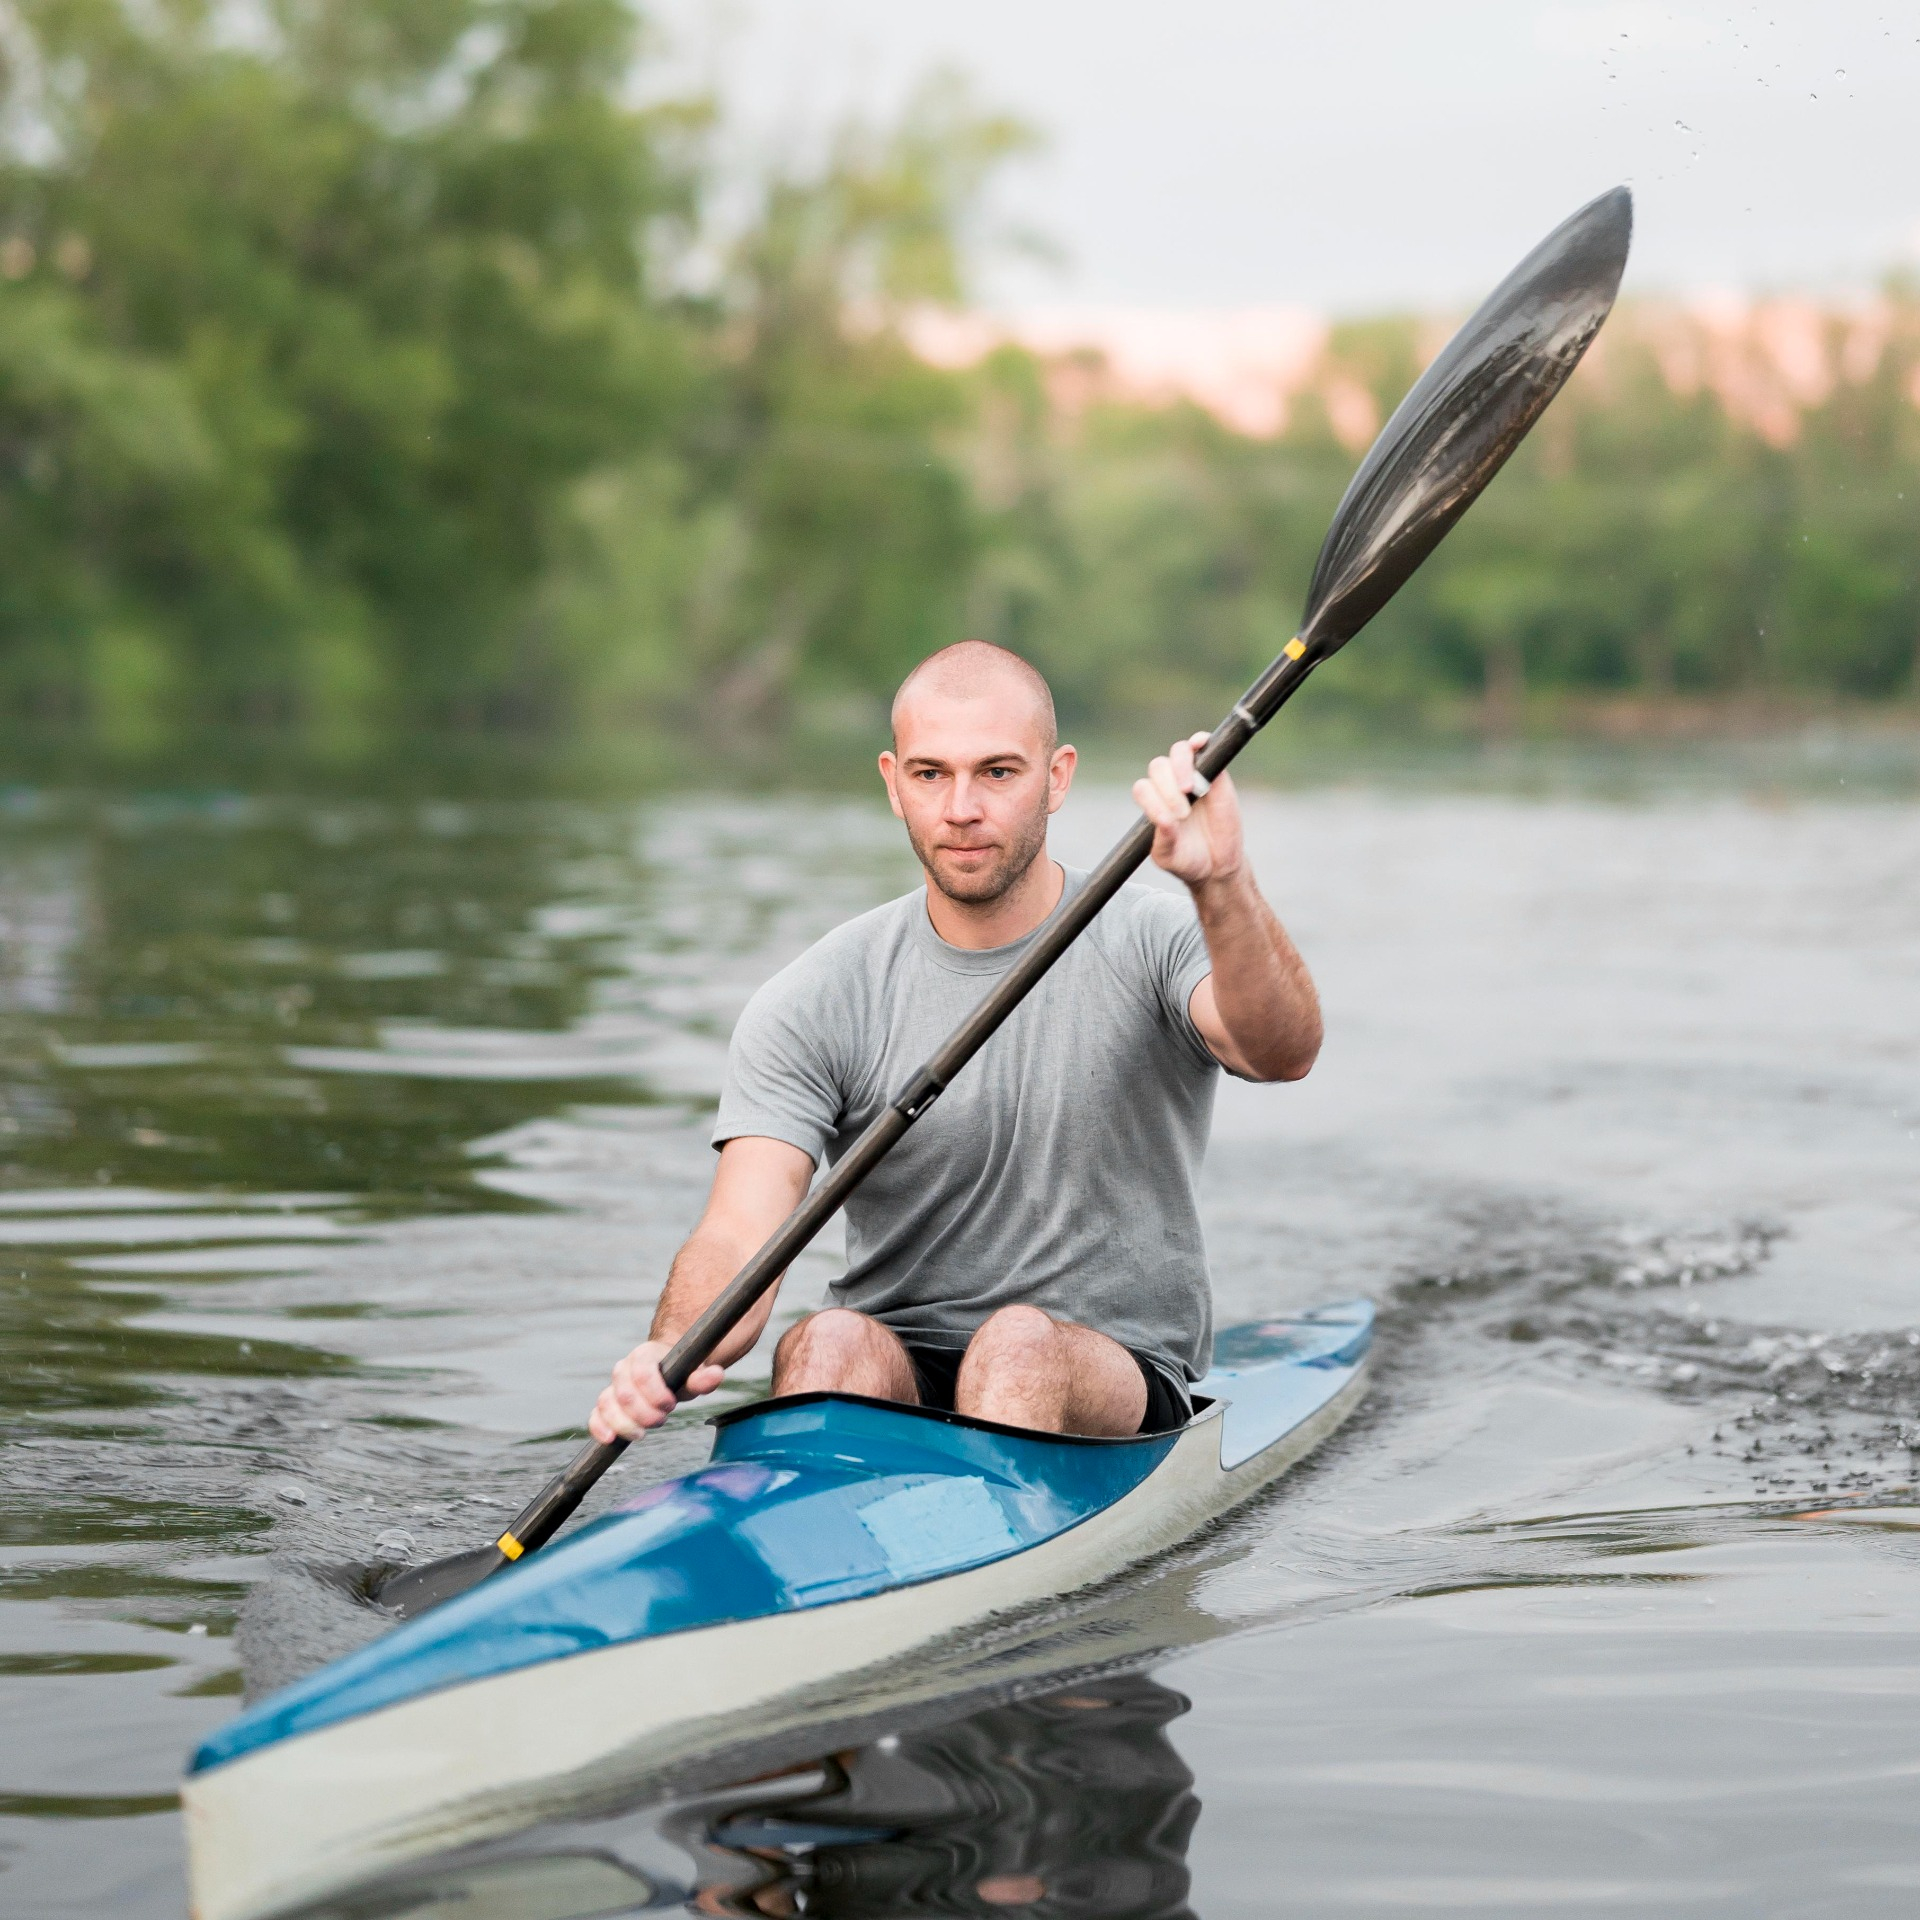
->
[645, 0, 1920, 314]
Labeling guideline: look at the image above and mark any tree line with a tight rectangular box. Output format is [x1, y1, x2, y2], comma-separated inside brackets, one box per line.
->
[0, 0, 1914, 757]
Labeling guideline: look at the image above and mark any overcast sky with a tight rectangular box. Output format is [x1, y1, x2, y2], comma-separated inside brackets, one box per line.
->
[646, 1, 1920, 313]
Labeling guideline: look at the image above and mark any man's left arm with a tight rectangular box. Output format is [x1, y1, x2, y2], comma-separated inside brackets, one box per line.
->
[1133, 731, 1322, 1083]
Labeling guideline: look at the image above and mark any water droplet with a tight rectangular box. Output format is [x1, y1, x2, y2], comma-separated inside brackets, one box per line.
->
[277, 1483, 310, 1506]
[374, 1528, 416, 1560]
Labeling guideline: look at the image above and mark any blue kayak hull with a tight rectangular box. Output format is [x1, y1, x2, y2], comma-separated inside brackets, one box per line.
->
[184, 1303, 1371, 1920]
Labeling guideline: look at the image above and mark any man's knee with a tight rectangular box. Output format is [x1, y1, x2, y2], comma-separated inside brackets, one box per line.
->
[776, 1307, 877, 1370]
[966, 1304, 1063, 1366]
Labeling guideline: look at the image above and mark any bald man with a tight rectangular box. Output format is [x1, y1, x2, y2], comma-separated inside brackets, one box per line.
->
[592, 642, 1321, 1440]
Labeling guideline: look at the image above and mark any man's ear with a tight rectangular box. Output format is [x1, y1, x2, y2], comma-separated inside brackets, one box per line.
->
[878, 750, 907, 820]
[1046, 744, 1077, 814]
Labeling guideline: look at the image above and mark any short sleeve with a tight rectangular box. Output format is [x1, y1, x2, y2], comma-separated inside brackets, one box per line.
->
[711, 971, 847, 1163]
[1126, 887, 1220, 1075]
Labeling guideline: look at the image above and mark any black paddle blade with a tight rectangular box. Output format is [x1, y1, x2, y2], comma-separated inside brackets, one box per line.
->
[369, 1544, 508, 1617]
[358, 1435, 625, 1620]
[1298, 186, 1631, 658]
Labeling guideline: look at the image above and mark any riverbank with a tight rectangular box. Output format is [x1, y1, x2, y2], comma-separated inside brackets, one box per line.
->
[5, 695, 1920, 806]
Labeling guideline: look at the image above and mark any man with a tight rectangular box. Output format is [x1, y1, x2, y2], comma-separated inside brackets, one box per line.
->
[591, 641, 1321, 1443]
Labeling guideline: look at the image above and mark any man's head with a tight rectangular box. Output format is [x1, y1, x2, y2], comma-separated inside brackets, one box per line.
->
[879, 641, 1075, 907]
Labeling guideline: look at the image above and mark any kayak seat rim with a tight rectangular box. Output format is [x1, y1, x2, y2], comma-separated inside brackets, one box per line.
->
[709, 1386, 1219, 1448]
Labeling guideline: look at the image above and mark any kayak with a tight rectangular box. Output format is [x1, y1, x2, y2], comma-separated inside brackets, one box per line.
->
[183, 1302, 1371, 1920]
[185, 1304, 1371, 1918]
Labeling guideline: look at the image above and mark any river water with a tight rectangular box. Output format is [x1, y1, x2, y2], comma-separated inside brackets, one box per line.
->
[3, 743, 1918, 1918]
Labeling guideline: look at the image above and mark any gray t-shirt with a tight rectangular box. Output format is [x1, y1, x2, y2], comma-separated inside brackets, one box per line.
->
[713, 866, 1222, 1383]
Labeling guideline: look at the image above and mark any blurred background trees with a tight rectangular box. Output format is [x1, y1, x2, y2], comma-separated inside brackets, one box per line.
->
[0, 0, 1915, 759]
[0, 0, 701, 744]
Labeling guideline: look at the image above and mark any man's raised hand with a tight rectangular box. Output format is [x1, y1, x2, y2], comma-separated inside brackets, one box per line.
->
[1133, 732, 1245, 890]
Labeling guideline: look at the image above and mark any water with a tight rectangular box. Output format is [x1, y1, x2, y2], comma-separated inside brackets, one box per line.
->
[2, 758, 1918, 1917]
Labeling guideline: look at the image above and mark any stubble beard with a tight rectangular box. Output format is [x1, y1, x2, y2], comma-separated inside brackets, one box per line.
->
[909, 798, 1051, 906]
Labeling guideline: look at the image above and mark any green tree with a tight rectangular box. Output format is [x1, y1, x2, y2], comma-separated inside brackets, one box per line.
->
[541, 72, 1038, 739]
[0, 0, 699, 739]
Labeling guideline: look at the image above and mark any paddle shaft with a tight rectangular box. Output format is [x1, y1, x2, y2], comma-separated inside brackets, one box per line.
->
[490, 639, 1321, 1562]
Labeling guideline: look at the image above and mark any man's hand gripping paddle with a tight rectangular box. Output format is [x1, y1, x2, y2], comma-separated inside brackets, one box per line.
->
[373, 186, 1633, 1619]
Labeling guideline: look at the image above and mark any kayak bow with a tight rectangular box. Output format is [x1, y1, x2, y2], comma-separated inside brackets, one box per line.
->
[183, 1303, 1371, 1920]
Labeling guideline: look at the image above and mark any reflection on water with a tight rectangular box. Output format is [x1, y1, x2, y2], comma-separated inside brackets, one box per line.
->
[295, 1677, 1198, 1920]
[689, 1678, 1197, 1920]
[3, 759, 1919, 1916]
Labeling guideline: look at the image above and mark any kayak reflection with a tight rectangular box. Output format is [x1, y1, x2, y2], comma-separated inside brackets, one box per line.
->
[286, 1673, 1201, 1920]
[689, 1676, 1197, 1920]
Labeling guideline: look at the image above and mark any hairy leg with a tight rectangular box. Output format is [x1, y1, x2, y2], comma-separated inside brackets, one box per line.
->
[773, 1307, 919, 1402]
[955, 1305, 1147, 1436]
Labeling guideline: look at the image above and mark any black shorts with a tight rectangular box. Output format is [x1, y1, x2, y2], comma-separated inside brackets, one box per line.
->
[900, 1338, 1192, 1436]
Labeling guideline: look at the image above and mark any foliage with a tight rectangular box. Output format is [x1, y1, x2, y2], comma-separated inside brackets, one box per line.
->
[541, 72, 1033, 736]
[0, 0, 698, 737]
[0, 13, 1915, 753]
[978, 308, 1920, 728]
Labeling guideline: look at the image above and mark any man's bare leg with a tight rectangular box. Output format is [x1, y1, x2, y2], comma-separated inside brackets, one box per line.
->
[773, 1308, 919, 1401]
[955, 1305, 1148, 1436]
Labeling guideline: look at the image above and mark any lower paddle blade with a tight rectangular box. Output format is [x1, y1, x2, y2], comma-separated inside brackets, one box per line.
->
[371, 1544, 509, 1618]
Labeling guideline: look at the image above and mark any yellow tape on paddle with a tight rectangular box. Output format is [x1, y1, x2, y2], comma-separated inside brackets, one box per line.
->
[1284, 637, 1306, 660]
[497, 1532, 525, 1561]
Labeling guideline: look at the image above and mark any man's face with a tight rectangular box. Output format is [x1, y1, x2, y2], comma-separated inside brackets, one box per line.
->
[879, 690, 1075, 905]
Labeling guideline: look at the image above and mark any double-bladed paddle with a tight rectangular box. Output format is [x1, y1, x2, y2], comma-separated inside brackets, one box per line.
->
[375, 185, 1633, 1619]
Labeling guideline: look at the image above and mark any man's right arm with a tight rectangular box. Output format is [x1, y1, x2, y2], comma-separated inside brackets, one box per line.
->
[589, 1135, 815, 1442]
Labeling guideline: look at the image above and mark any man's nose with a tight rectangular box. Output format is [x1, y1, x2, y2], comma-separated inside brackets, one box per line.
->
[945, 775, 985, 820]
